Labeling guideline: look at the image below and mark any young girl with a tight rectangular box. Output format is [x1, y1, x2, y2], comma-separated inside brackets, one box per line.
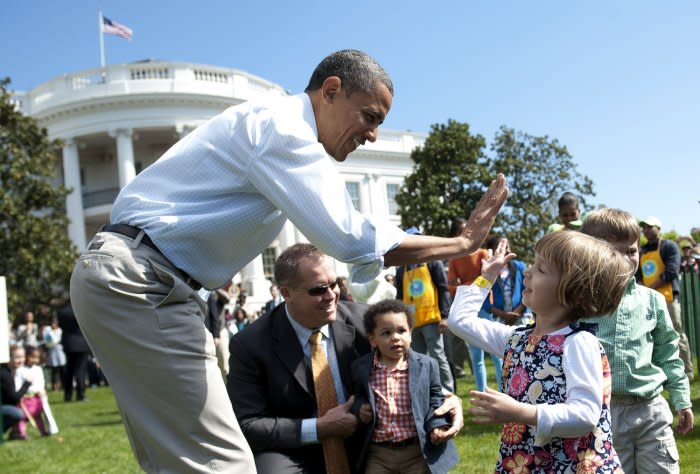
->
[448, 231, 632, 473]
[15, 346, 52, 437]
[351, 299, 458, 474]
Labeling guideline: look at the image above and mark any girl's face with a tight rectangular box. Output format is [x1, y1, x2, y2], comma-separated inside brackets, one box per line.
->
[27, 350, 41, 367]
[10, 347, 26, 370]
[522, 253, 567, 318]
[368, 311, 412, 365]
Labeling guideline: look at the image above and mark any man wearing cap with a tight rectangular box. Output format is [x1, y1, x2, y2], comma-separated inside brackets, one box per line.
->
[639, 216, 694, 380]
[395, 227, 454, 393]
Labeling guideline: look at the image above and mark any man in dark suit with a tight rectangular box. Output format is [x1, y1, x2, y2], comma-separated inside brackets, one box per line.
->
[262, 283, 284, 318]
[228, 244, 463, 474]
[57, 299, 91, 402]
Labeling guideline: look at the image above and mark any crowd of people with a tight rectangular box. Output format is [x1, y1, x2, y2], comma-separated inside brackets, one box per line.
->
[3, 48, 699, 473]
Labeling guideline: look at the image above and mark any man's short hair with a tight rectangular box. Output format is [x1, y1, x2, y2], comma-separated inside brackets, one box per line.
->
[274, 243, 325, 288]
[580, 208, 640, 244]
[534, 231, 633, 320]
[363, 299, 413, 334]
[558, 192, 580, 209]
[305, 49, 394, 97]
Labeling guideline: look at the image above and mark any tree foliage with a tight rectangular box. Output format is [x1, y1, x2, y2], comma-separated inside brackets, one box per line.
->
[395, 120, 491, 237]
[489, 126, 594, 260]
[396, 121, 595, 261]
[0, 78, 77, 318]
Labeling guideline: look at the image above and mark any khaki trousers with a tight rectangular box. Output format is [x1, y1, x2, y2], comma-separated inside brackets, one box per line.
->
[70, 231, 255, 473]
[611, 394, 680, 474]
[365, 443, 430, 474]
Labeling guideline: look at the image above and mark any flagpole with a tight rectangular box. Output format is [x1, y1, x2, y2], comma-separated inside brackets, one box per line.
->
[98, 10, 106, 68]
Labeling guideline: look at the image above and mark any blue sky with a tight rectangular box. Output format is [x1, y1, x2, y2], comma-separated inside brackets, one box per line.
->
[2, 1, 698, 234]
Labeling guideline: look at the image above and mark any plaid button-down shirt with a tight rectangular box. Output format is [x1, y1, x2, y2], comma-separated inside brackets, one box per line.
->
[369, 354, 417, 442]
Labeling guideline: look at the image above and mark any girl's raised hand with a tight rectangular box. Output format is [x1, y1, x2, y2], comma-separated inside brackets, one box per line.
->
[481, 238, 517, 283]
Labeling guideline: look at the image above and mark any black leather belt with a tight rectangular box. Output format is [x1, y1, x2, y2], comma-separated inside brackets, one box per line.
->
[373, 437, 417, 448]
[101, 224, 203, 291]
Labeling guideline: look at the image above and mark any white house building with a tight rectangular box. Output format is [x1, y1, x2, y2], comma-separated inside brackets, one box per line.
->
[14, 60, 425, 308]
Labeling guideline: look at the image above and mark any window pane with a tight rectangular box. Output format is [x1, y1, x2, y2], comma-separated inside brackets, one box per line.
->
[262, 247, 277, 280]
[345, 182, 361, 211]
[386, 183, 400, 215]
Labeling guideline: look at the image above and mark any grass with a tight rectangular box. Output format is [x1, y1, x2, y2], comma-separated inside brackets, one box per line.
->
[2, 360, 700, 473]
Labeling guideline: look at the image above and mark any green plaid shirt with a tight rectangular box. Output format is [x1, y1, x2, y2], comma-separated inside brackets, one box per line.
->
[583, 277, 691, 412]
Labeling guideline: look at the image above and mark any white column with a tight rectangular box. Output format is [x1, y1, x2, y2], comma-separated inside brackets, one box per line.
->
[110, 128, 136, 188]
[62, 138, 87, 250]
[278, 221, 296, 249]
[241, 255, 270, 305]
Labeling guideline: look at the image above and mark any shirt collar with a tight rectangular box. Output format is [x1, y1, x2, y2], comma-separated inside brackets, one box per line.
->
[301, 93, 318, 139]
[373, 351, 408, 371]
[284, 305, 330, 343]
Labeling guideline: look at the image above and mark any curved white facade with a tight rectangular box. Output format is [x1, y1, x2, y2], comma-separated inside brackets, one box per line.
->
[15, 60, 425, 307]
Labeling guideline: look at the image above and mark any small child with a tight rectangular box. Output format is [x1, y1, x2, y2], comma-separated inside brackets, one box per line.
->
[449, 231, 632, 473]
[351, 299, 458, 474]
[547, 192, 583, 233]
[581, 208, 693, 473]
[15, 346, 53, 437]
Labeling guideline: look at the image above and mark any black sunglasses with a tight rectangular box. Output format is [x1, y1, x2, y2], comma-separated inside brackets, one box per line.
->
[306, 279, 340, 296]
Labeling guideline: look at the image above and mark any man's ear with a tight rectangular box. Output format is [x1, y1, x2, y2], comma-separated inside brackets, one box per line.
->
[320, 76, 342, 104]
[280, 286, 291, 299]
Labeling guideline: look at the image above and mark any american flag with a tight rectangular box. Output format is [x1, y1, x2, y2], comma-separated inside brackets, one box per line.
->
[102, 16, 133, 40]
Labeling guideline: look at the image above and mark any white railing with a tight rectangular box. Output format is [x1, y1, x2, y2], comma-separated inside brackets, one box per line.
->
[18, 61, 288, 116]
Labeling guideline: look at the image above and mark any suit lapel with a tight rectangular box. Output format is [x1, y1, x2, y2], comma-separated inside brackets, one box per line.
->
[271, 305, 313, 398]
[331, 317, 357, 398]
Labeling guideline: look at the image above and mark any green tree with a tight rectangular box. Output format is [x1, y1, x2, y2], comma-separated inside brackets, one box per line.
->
[395, 120, 491, 237]
[488, 126, 595, 261]
[0, 78, 77, 318]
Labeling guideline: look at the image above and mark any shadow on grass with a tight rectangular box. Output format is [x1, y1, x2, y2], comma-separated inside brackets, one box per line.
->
[71, 420, 124, 427]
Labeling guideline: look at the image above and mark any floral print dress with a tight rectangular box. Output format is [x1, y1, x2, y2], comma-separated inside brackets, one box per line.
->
[496, 324, 622, 474]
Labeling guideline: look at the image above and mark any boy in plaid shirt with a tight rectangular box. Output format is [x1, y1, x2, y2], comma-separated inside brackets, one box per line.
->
[581, 208, 694, 474]
[350, 299, 457, 474]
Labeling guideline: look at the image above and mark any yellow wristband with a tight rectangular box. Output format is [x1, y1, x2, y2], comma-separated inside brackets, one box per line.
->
[474, 275, 492, 289]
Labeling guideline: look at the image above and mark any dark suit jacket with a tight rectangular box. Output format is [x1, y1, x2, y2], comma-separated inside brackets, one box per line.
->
[350, 349, 458, 474]
[227, 301, 370, 471]
[57, 303, 90, 354]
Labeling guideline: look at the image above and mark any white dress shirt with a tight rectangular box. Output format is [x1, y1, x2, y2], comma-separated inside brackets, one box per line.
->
[111, 93, 406, 289]
[448, 284, 603, 446]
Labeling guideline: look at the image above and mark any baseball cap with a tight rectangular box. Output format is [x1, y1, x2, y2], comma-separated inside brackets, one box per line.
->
[639, 216, 662, 228]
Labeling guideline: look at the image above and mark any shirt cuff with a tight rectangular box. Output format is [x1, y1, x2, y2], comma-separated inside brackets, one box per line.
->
[300, 418, 318, 444]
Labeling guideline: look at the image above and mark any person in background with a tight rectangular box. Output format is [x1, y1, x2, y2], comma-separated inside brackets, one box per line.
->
[1, 345, 30, 440]
[16, 311, 39, 348]
[582, 208, 693, 474]
[396, 227, 454, 393]
[546, 192, 582, 233]
[638, 215, 694, 381]
[58, 299, 90, 402]
[446, 217, 484, 381]
[43, 316, 66, 391]
[262, 283, 284, 318]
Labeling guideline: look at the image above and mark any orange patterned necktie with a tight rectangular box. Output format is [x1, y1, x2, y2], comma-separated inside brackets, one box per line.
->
[309, 330, 351, 474]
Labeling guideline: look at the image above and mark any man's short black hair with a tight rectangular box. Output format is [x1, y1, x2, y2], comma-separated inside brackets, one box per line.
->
[305, 49, 393, 96]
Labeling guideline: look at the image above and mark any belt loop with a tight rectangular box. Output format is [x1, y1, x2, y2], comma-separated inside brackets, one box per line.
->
[131, 230, 145, 249]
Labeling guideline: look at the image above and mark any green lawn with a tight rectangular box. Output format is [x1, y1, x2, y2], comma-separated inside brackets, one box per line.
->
[2, 361, 700, 473]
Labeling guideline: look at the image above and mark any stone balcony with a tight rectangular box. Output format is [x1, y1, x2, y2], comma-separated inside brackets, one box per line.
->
[14, 60, 289, 117]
